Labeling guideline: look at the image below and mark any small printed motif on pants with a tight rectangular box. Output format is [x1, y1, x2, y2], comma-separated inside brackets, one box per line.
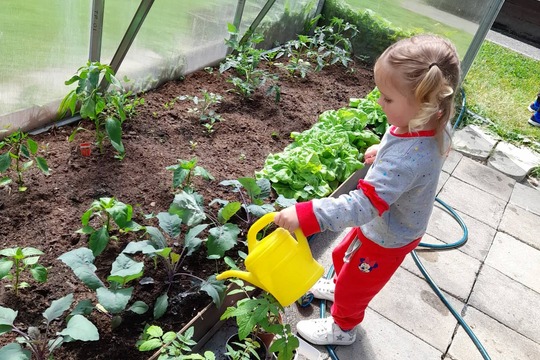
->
[330, 227, 421, 330]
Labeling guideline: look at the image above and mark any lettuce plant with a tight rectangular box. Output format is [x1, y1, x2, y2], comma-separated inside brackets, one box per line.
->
[0, 293, 98, 360]
[0, 129, 49, 192]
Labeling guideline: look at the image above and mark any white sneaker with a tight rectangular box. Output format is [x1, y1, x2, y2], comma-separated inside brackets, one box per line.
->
[309, 277, 335, 301]
[297, 317, 356, 345]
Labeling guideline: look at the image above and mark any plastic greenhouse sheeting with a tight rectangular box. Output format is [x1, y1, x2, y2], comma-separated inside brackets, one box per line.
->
[0, 0, 321, 134]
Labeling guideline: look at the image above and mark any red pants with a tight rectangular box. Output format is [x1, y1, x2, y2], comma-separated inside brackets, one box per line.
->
[330, 228, 421, 330]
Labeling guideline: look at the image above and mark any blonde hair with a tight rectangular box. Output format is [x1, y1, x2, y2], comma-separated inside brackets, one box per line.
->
[375, 34, 461, 152]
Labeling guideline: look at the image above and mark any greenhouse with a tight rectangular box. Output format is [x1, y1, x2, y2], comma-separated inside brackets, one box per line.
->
[2, 1, 539, 360]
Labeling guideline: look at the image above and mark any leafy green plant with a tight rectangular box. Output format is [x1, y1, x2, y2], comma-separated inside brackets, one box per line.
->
[257, 89, 384, 201]
[166, 158, 214, 194]
[220, 24, 280, 101]
[0, 247, 48, 295]
[123, 206, 226, 319]
[213, 177, 295, 227]
[58, 247, 148, 329]
[0, 129, 50, 192]
[77, 197, 143, 256]
[349, 87, 388, 136]
[308, 17, 358, 71]
[0, 293, 98, 360]
[221, 279, 299, 360]
[225, 335, 263, 360]
[178, 90, 224, 133]
[276, 35, 313, 78]
[58, 61, 142, 159]
[137, 325, 215, 360]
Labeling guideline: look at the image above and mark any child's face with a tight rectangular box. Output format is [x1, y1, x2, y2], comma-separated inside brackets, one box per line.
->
[374, 63, 420, 132]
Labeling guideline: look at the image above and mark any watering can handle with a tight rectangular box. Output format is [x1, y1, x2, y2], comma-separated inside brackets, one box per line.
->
[247, 212, 309, 252]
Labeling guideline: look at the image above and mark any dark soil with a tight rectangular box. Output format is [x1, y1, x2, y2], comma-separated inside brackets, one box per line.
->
[0, 60, 374, 359]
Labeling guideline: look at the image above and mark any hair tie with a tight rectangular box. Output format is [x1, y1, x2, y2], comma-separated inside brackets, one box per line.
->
[429, 63, 438, 69]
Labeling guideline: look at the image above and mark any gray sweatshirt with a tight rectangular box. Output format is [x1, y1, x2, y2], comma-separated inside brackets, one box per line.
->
[295, 126, 445, 248]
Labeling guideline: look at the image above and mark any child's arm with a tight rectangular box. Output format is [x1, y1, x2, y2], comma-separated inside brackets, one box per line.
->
[276, 154, 416, 235]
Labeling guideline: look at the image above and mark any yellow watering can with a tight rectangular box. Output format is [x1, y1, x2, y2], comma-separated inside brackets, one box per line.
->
[216, 212, 324, 307]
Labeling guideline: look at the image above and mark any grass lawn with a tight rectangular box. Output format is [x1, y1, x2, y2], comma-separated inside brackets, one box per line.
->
[463, 41, 540, 149]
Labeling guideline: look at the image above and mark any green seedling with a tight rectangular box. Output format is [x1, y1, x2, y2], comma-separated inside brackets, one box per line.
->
[178, 90, 224, 134]
[58, 61, 142, 159]
[0, 129, 50, 192]
[0, 294, 98, 360]
[77, 197, 143, 256]
[59, 247, 148, 329]
[225, 336, 262, 360]
[0, 247, 48, 295]
[166, 157, 214, 194]
[137, 325, 215, 359]
[220, 24, 280, 101]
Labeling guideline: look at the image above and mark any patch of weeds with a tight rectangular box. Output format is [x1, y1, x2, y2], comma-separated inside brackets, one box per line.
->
[178, 90, 224, 134]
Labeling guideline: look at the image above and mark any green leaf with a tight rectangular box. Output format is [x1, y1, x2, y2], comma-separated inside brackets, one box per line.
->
[157, 212, 182, 238]
[43, 293, 74, 324]
[105, 117, 124, 154]
[0, 343, 31, 360]
[138, 338, 162, 352]
[26, 138, 38, 154]
[0, 306, 17, 326]
[145, 226, 168, 249]
[30, 264, 48, 283]
[70, 300, 94, 318]
[0, 248, 17, 257]
[153, 293, 168, 319]
[96, 287, 133, 314]
[21, 247, 43, 257]
[146, 325, 163, 338]
[0, 177, 11, 187]
[59, 314, 99, 341]
[35, 157, 49, 175]
[238, 177, 261, 201]
[168, 191, 206, 226]
[58, 248, 104, 290]
[206, 224, 241, 258]
[122, 240, 157, 255]
[184, 224, 208, 256]
[128, 301, 149, 315]
[218, 201, 241, 223]
[106, 200, 132, 228]
[107, 253, 144, 285]
[200, 276, 226, 307]
[0, 153, 11, 173]
[0, 259, 13, 279]
[88, 226, 110, 256]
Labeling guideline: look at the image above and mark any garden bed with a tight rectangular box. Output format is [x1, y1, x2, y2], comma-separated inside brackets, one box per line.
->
[0, 59, 374, 359]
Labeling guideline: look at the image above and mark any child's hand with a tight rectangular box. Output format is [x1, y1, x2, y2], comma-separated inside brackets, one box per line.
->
[364, 144, 380, 164]
[274, 206, 300, 233]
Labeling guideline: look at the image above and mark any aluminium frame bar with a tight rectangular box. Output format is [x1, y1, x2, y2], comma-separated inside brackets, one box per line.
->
[89, 0, 105, 62]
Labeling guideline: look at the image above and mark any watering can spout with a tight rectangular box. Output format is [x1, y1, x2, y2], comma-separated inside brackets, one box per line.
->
[216, 270, 266, 291]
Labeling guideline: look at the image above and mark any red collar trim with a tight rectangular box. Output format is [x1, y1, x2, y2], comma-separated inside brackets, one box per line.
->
[389, 126, 436, 138]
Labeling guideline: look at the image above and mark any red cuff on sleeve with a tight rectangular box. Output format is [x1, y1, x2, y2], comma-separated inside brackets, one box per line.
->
[357, 180, 390, 216]
[295, 201, 321, 237]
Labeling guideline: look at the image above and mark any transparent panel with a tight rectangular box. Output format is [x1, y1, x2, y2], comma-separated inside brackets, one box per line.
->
[1, 1, 90, 119]
[341, 0, 497, 59]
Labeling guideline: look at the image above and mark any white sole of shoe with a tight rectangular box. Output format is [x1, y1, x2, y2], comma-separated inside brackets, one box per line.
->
[529, 118, 540, 127]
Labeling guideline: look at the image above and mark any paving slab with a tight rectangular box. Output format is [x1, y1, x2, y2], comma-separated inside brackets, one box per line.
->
[488, 141, 540, 181]
[498, 203, 540, 251]
[426, 204, 496, 261]
[437, 171, 450, 194]
[368, 268, 462, 352]
[402, 234, 481, 301]
[469, 264, 540, 343]
[447, 305, 540, 360]
[442, 149, 463, 174]
[485, 232, 540, 293]
[326, 310, 443, 360]
[509, 182, 540, 216]
[452, 156, 515, 201]
[452, 125, 499, 161]
[438, 177, 506, 228]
